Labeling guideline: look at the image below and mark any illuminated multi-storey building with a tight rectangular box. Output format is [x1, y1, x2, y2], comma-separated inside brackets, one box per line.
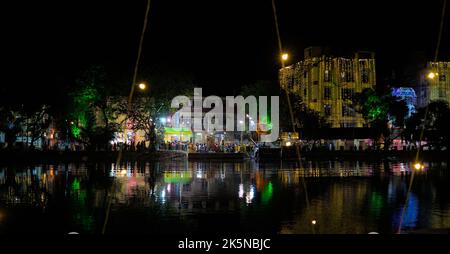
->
[279, 47, 376, 128]
[416, 61, 450, 108]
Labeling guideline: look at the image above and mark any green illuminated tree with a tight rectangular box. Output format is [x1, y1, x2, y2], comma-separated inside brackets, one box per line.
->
[68, 65, 120, 150]
[356, 88, 389, 122]
[355, 88, 408, 150]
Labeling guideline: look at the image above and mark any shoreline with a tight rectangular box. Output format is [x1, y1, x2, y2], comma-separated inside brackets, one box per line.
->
[276, 150, 450, 162]
[0, 149, 448, 164]
[0, 150, 179, 165]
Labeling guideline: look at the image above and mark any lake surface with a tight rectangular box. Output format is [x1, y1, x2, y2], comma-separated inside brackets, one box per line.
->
[0, 160, 449, 234]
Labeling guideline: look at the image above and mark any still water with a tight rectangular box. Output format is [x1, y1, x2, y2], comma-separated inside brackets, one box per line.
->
[0, 160, 449, 234]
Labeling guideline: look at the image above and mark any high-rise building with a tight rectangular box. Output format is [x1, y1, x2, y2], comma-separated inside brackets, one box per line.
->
[416, 61, 450, 108]
[279, 47, 376, 128]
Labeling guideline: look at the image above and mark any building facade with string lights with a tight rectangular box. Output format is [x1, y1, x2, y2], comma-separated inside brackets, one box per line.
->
[279, 47, 376, 128]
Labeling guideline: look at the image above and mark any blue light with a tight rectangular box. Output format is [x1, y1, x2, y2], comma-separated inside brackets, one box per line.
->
[393, 193, 419, 230]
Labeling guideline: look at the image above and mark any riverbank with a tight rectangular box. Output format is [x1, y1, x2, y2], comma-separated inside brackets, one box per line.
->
[0, 150, 185, 164]
[264, 148, 450, 161]
[0, 149, 448, 164]
[188, 152, 248, 160]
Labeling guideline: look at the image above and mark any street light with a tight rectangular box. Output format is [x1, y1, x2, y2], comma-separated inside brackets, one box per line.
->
[413, 162, 424, 170]
[138, 83, 146, 90]
[427, 72, 438, 80]
[281, 53, 289, 61]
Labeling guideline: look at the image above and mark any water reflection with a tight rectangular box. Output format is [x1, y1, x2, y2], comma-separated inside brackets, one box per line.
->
[0, 160, 449, 234]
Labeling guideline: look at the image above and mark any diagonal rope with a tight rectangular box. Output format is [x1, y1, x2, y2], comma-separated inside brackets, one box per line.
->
[397, 0, 447, 234]
[271, 0, 313, 233]
[102, 0, 152, 234]
[435, 0, 447, 63]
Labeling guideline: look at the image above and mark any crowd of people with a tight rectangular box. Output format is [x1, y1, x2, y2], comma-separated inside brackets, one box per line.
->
[159, 141, 255, 153]
[24, 140, 152, 152]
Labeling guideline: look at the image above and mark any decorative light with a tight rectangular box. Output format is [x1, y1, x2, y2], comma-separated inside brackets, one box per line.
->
[246, 186, 255, 204]
[285, 141, 291, 147]
[312, 220, 317, 225]
[239, 184, 244, 198]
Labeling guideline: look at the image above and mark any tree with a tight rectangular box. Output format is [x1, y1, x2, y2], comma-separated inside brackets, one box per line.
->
[405, 100, 450, 150]
[67, 65, 120, 150]
[119, 97, 166, 151]
[129, 65, 195, 148]
[22, 104, 51, 150]
[240, 80, 283, 143]
[0, 106, 22, 149]
[280, 92, 329, 145]
[0, 103, 52, 150]
[389, 99, 409, 128]
[355, 88, 408, 150]
[240, 80, 324, 133]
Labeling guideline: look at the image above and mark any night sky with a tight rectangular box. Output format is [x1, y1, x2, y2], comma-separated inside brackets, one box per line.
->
[3, 0, 449, 104]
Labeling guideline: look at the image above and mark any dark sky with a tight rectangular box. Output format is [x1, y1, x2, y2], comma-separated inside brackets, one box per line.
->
[3, 0, 449, 102]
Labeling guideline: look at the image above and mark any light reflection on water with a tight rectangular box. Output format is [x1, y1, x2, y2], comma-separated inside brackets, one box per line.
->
[0, 160, 449, 234]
